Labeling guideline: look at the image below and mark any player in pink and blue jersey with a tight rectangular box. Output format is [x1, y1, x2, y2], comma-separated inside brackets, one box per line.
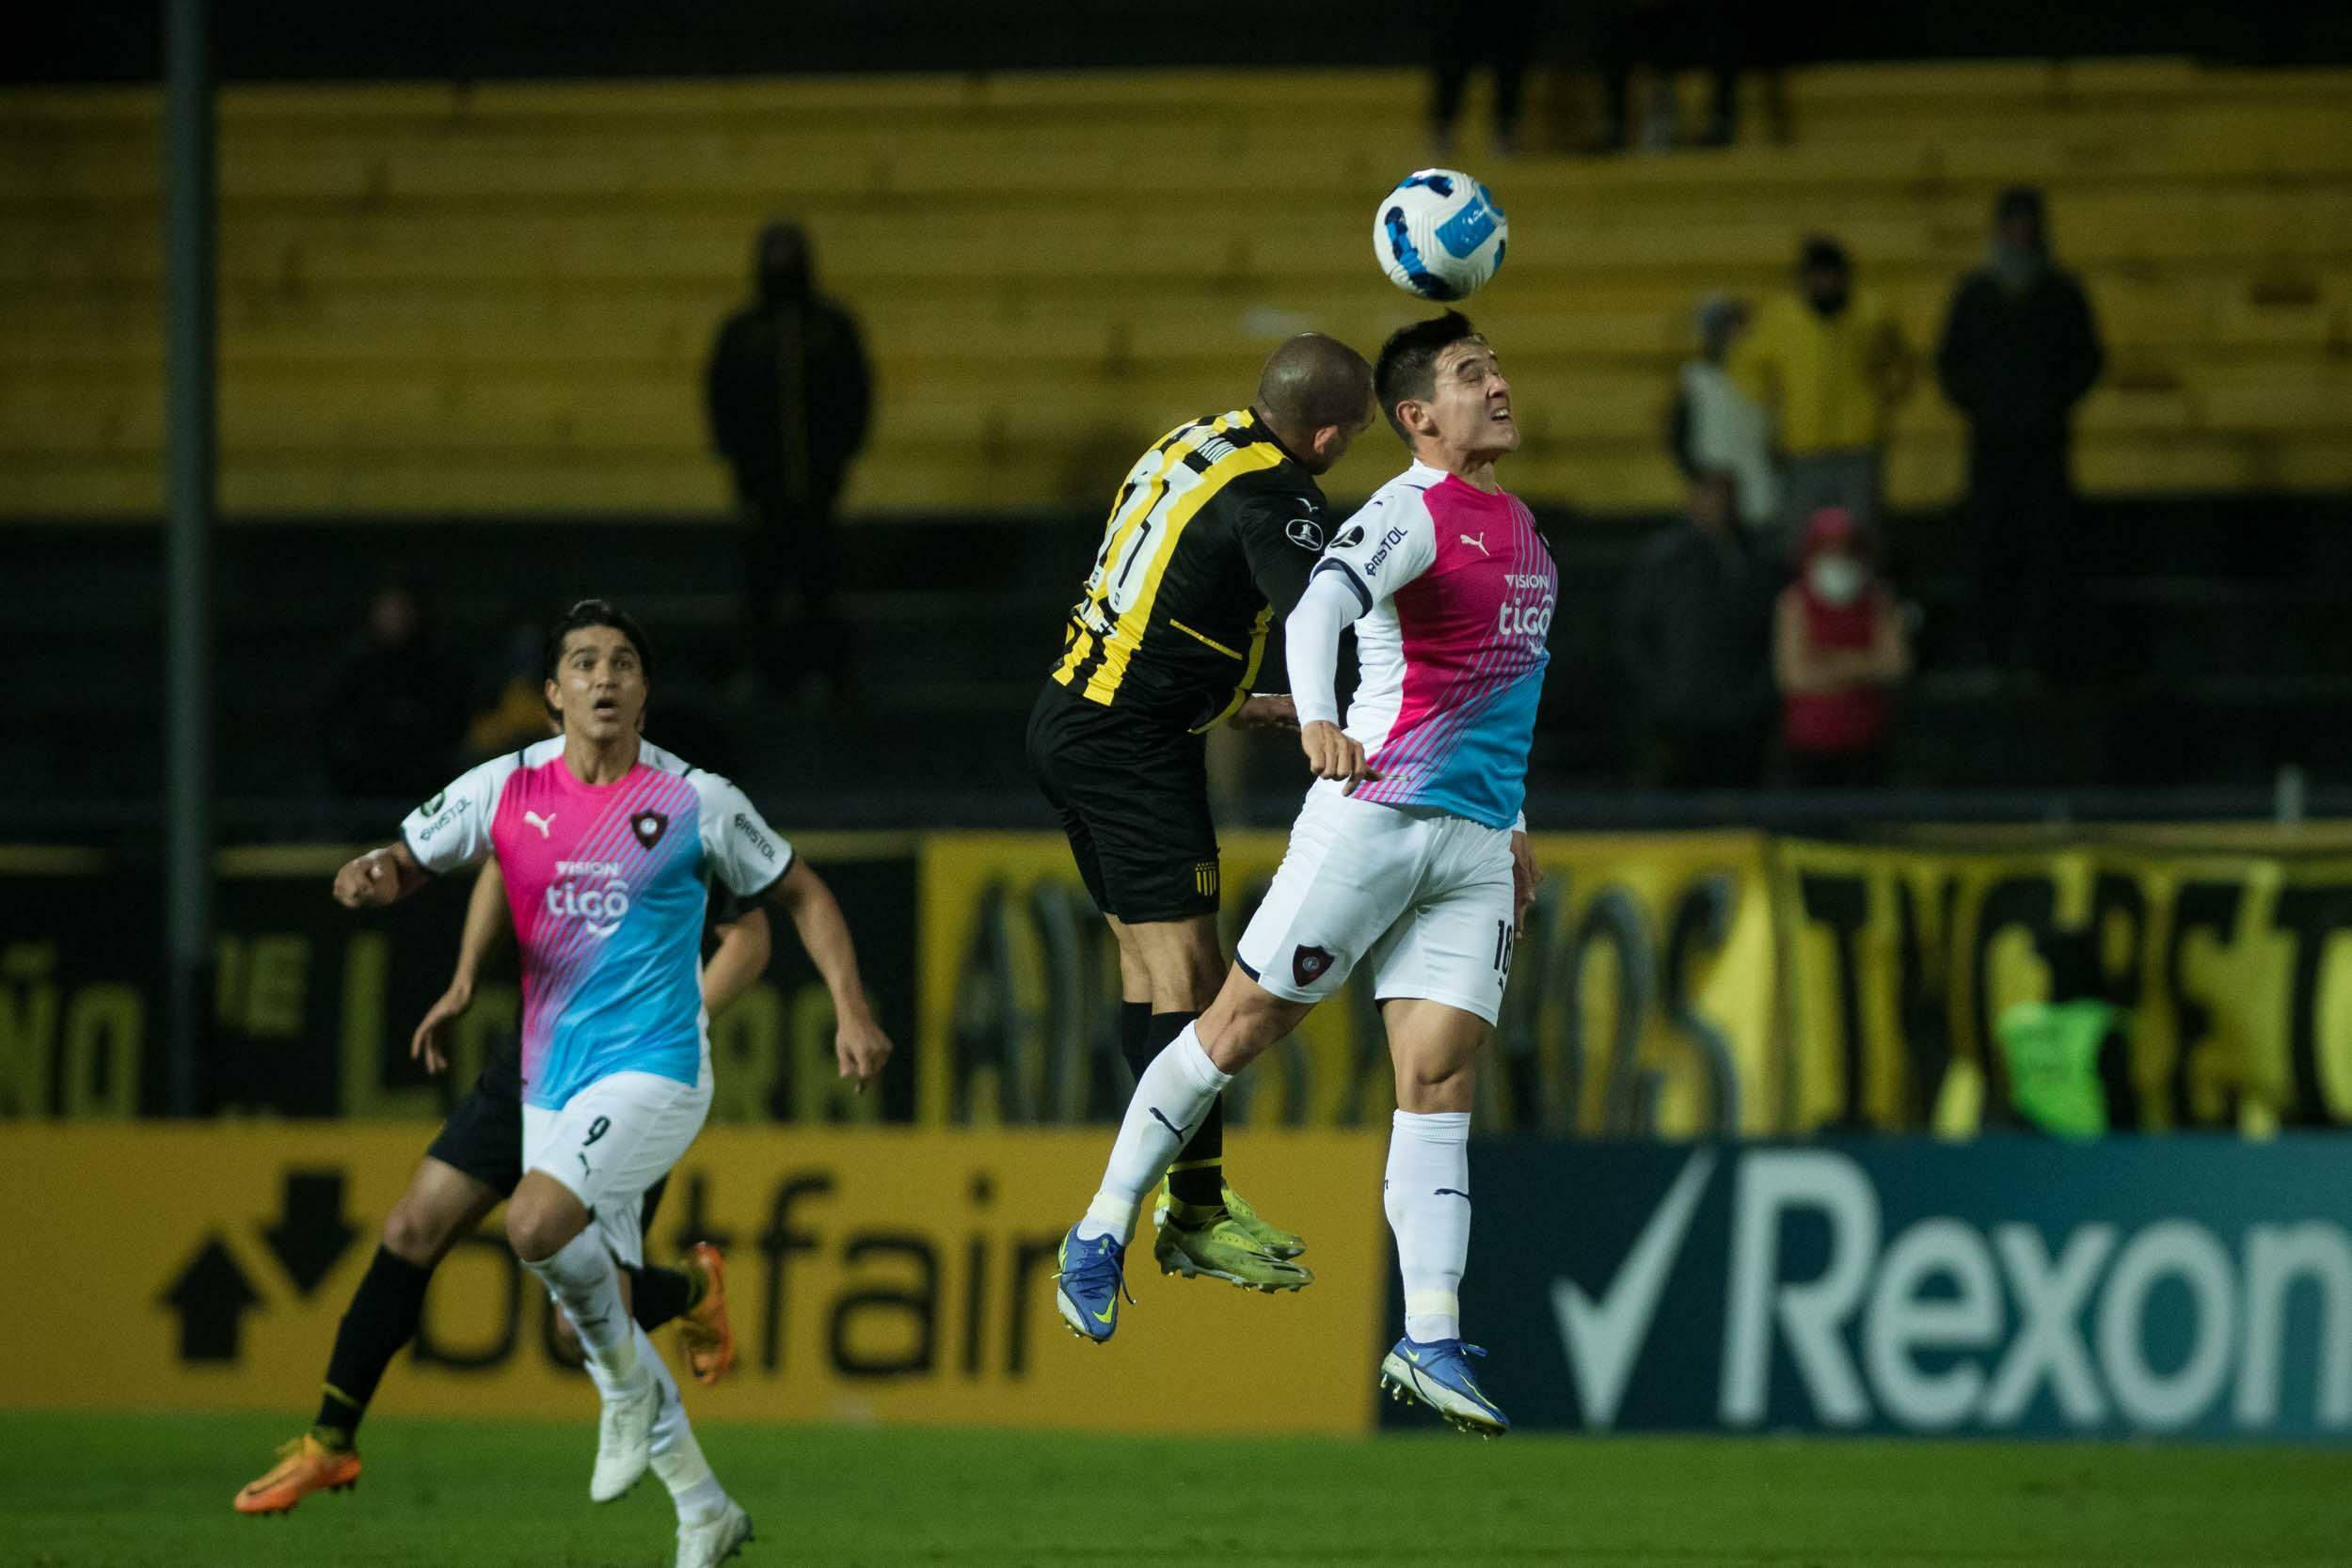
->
[332, 600, 891, 1568]
[1054, 313, 1550, 1438]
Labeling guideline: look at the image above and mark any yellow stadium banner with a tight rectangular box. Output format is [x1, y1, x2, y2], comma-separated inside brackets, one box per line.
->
[1774, 834, 2352, 1133]
[0, 1125, 1385, 1433]
[915, 830, 1779, 1137]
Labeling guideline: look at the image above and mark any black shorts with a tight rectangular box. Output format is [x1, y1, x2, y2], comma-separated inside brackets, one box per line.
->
[425, 1036, 667, 1238]
[1025, 680, 1220, 924]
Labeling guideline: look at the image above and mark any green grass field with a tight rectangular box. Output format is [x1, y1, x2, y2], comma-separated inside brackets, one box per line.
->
[5, 1412, 2349, 1567]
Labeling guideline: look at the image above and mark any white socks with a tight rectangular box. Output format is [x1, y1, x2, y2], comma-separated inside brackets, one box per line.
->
[525, 1229, 639, 1384]
[572, 1317, 732, 1526]
[1385, 1109, 1472, 1344]
[638, 1325, 730, 1524]
[1076, 1023, 1232, 1243]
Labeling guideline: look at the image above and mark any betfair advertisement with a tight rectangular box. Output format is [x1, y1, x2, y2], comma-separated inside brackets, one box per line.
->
[0, 1124, 1385, 1433]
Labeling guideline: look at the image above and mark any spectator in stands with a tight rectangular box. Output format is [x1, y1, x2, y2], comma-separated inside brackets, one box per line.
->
[1429, 0, 1547, 157]
[1732, 235, 1913, 533]
[1617, 469, 1776, 788]
[464, 621, 558, 760]
[1593, 0, 1740, 151]
[706, 219, 873, 705]
[1774, 508, 1910, 787]
[1667, 293, 1781, 550]
[1935, 185, 2104, 678]
[320, 583, 469, 802]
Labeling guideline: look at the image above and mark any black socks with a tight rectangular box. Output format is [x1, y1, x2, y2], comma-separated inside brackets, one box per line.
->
[314, 1245, 432, 1440]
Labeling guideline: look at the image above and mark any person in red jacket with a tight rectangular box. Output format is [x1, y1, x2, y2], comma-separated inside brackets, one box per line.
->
[1774, 507, 1909, 786]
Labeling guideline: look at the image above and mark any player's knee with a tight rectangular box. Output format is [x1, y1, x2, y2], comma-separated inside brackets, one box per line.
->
[1392, 1062, 1468, 1109]
[382, 1194, 457, 1266]
[1393, 1048, 1480, 1113]
[504, 1197, 573, 1264]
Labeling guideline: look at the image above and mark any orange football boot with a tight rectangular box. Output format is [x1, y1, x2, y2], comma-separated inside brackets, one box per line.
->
[674, 1242, 737, 1385]
[234, 1433, 361, 1515]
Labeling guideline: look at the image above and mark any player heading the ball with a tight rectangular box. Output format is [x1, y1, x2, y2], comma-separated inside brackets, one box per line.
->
[1054, 312, 1555, 1439]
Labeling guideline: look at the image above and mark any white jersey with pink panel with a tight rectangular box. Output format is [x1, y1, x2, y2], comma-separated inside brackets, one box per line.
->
[399, 737, 792, 1112]
[1311, 461, 1556, 830]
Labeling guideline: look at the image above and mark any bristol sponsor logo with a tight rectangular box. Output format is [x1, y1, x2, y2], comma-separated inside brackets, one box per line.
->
[734, 813, 779, 863]
[1550, 1149, 2352, 1436]
[1361, 525, 1409, 576]
[547, 868, 631, 938]
[414, 795, 469, 844]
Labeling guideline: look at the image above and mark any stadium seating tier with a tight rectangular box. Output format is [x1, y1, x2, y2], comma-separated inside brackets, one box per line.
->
[3, 61, 2348, 517]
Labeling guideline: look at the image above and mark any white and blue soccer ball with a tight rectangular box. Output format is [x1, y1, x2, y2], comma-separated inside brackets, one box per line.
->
[1373, 168, 1508, 302]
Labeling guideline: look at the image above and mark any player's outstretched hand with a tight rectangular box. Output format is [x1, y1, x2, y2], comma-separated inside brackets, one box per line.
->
[1301, 719, 1376, 794]
[333, 849, 403, 909]
[411, 978, 474, 1076]
[835, 1009, 894, 1095]
[1230, 693, 1299, 733]
[1510, 831, 1538, 936]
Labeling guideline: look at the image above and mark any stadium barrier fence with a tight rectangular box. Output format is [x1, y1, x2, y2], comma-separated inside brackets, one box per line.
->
[7, 829, 2352, 1131]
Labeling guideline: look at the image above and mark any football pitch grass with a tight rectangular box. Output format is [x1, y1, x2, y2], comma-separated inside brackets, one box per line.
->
[5, 1412, 2348, 1567]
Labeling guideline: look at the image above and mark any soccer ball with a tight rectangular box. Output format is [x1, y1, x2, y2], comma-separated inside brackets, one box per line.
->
[1373, 169, 1508, 302]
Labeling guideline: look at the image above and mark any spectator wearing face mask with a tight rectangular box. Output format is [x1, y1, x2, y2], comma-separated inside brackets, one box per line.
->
[1935, 186, 2104, 678]
[1731, 235, 1913, 535]
[1774, 507, 1909, 788]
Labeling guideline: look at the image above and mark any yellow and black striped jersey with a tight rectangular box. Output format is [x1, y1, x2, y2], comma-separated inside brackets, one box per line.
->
[1049, 408, 1331, 732]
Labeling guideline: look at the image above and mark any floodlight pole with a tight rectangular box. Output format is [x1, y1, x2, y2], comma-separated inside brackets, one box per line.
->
[163, 0, 215, 1117]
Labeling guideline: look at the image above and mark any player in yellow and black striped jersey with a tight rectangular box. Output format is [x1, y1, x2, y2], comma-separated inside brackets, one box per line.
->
[1025, 333, 1374, 1291]
[1052, 408, 1333, 733]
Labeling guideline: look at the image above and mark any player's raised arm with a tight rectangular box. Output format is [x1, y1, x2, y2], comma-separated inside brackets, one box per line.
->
[766, 860, 893, 1091]
[332, 839, 433, 909]
[700, 905, 772, 1015]
[410, 856, 511, 1073]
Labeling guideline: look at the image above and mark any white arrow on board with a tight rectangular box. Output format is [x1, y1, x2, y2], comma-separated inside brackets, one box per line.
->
[1550, 1149, 1718, 1431]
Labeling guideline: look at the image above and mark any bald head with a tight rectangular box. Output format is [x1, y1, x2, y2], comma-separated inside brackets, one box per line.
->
[1252, 333, 1375, 474]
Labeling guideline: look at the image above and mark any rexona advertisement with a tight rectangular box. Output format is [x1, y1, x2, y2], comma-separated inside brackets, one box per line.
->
[1425, 1138, 2352, 1440]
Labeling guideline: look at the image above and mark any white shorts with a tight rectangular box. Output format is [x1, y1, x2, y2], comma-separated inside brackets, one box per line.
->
[523, 1069, 711, 1271]
[1235, 786, 1516, 1025]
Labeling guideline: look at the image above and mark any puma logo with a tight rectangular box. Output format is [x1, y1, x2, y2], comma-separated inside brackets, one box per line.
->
[524, 810, 556, 838]
[1461, 532, 1490, 557]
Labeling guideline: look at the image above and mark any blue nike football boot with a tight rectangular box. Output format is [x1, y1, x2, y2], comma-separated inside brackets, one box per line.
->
[1054, 1227, 1133, 1345]
[1378, 1337, 1510, 1436]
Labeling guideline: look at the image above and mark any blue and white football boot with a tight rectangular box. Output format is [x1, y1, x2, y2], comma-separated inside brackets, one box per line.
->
[1379, 1337, 1511, 1437]
[1054, 1227, 1134, 1345]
